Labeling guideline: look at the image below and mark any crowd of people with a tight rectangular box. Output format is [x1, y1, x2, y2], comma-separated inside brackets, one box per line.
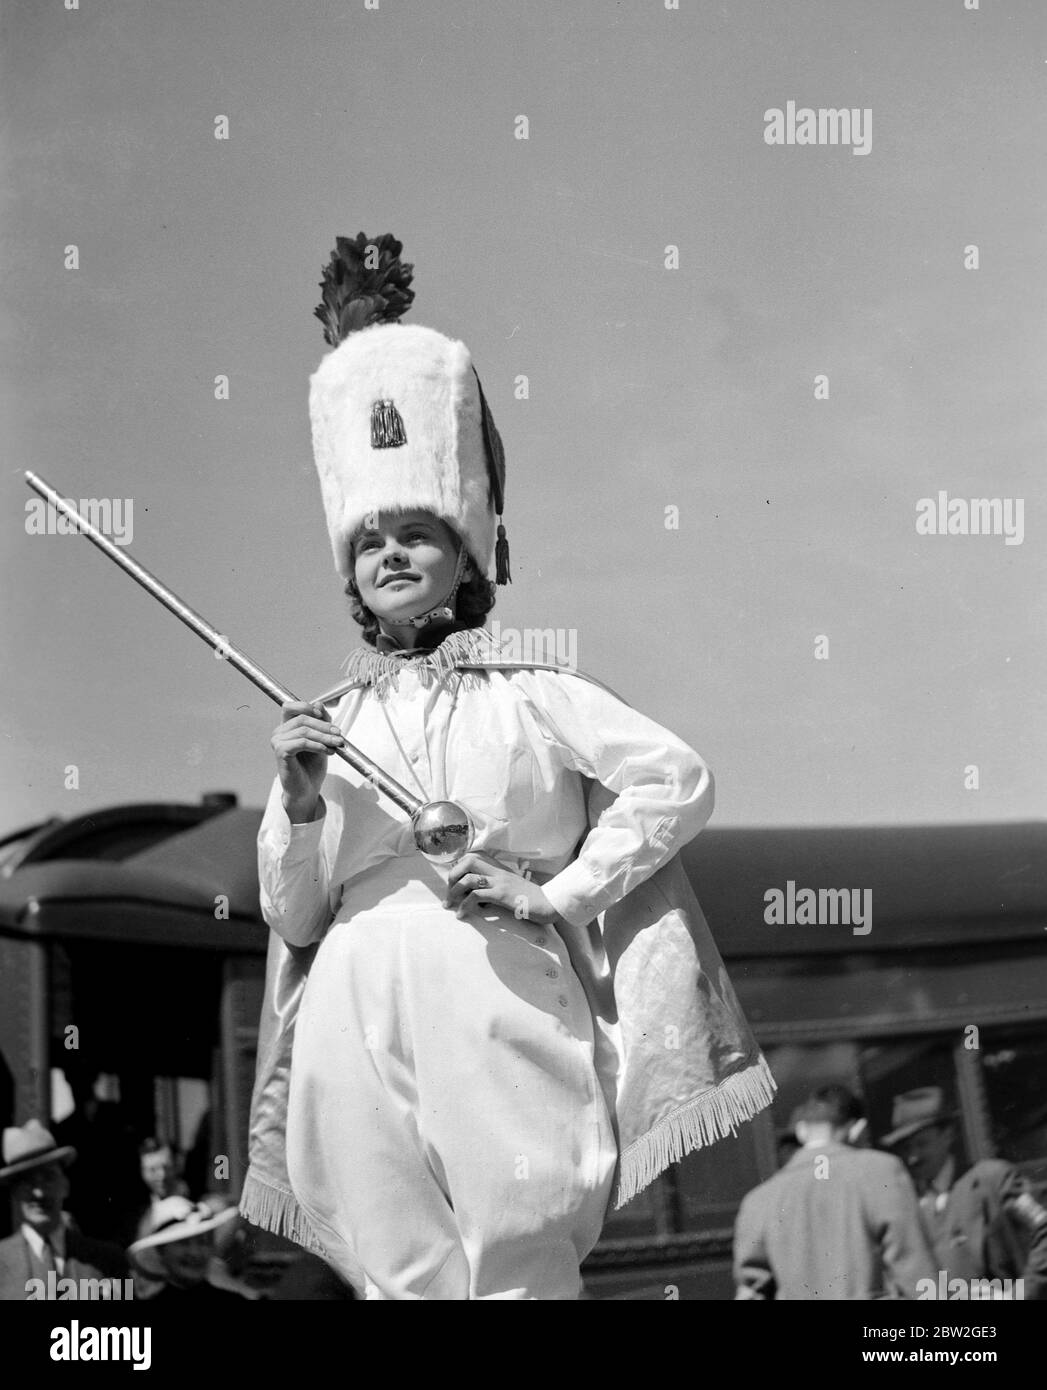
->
[0, 1120, 352, 1301]
[3, 1084, 1046, 1301]
[733, 1084, 1047, 1300]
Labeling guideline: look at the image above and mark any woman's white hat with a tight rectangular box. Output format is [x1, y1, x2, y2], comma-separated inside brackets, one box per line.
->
[308, 234, 509, 585]
[128, 1196, 237, 1277]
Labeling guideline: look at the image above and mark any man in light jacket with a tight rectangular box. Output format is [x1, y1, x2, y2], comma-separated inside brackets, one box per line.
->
[734, 1085, 935, 1300]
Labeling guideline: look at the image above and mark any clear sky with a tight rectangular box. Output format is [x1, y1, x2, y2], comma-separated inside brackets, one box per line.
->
[2, 0, 1044, 835]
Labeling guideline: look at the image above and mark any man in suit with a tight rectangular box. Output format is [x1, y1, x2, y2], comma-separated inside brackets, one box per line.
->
[0, 1119, 128, 1300]
[881, 1086, 1047, 1300]
[734, 1085, 936, 1300]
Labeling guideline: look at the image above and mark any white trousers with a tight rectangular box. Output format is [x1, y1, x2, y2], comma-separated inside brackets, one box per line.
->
[286, 880, 618, 1300]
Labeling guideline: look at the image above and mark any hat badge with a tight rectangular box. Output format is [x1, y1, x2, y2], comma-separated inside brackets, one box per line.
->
[370, 398, 406, 449]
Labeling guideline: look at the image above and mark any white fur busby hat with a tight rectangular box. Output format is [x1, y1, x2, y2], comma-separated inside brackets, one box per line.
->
[309, 234, 509, 585]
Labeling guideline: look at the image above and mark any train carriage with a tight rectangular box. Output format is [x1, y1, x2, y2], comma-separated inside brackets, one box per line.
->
[1, 799, 1043, 1298]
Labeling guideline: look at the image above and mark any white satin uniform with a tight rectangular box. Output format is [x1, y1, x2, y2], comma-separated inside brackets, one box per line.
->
[258, 659, 714, 1300]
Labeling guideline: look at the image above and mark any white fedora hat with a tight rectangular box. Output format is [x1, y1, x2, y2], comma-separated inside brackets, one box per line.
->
[0, 1119, 76, 1184]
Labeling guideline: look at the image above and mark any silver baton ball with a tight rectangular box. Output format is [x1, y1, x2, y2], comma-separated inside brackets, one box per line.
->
[24, 471, 474, 864]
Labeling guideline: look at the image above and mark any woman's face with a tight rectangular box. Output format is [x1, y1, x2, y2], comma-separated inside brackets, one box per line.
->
[352, 509, 462, 625]
[158, 1232, 212, 1287]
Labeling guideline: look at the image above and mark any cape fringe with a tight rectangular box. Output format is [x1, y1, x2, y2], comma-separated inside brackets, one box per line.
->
[339, 626, 509, 700]
[311, 656, 622, 711]
[612, 1054, 778, 1210]
[239, 1170, 327, 1257]
[313, 633, 628, 709]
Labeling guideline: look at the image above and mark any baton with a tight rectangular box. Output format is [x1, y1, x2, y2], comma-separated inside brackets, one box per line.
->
[23, 471, 473, 863]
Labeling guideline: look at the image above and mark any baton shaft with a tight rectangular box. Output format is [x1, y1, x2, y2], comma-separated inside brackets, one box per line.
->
[24, 471, 423, 816]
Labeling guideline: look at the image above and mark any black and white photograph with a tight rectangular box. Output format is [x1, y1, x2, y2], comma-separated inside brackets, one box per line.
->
[1, 0, 1045, 1361]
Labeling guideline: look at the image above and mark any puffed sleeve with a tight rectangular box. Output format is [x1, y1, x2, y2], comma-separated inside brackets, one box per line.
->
[257, 776, 342, 948]
[513, 668, 714, 928]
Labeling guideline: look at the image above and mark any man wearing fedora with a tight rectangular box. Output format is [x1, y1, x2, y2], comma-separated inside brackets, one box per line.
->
[0, 1119, 128, 1300]
[128, 1195, 247, 1302]
[881, 1086, 1047, 1299]
[733, 1085, 936, 1299]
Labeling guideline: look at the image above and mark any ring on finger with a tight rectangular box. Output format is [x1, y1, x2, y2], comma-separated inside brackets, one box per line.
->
[474, 875, 488, 890]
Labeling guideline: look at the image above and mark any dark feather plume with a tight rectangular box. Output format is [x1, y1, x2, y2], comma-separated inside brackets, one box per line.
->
[314, 233, 415, 346]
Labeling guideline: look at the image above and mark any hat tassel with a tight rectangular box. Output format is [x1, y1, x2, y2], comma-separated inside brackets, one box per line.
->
[495, 521, 511, 585]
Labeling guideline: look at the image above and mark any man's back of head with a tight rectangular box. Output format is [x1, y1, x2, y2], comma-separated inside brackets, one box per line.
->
[793, 1084, 868, 1149]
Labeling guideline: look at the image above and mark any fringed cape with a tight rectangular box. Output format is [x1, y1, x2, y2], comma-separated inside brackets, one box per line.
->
[239, 633, 776, 1253]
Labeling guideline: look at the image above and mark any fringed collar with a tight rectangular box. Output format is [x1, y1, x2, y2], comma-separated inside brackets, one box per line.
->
[340, 625, 508, 700]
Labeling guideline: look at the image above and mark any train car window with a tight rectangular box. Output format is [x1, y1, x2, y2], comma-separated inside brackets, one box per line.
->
[599, 1114, 769, 1243]
[858, 1038, 965, 1164]
[979, 1029, 1047, 1169]
[600, 1120, 770, 1246]
[599, 1176, 672, 1240]
[671, 1127, 765, 1231]
[758, 1038, 971, 1167]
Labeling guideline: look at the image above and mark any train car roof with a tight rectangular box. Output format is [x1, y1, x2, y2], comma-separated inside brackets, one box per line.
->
[685, 820, 1047, 955]
[0, 804, 264, 949]
[0, 802, 1043, 954]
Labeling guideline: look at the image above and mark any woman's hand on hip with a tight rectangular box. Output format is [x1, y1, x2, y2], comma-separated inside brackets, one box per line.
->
[444, 851, 564, 926]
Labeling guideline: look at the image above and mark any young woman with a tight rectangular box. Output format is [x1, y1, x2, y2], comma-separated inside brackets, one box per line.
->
[241, 235, 774, 1300]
